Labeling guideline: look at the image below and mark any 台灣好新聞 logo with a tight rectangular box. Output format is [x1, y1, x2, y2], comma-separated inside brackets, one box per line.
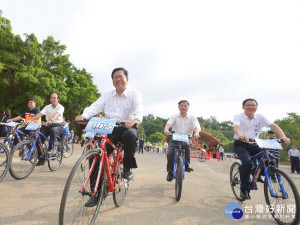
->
[225, 202, 243, 219]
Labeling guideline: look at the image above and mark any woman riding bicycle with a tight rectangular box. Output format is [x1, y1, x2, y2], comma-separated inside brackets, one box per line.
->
[233, 98, 290, 200]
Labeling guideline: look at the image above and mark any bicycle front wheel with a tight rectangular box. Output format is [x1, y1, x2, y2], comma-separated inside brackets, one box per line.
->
[63, 141, 74, 158]
[113, 155, 128, 207]
[9, 140, 37, 180]
[59, 149, 106, 225]
[48, 142, 63, 171]
[0, 143, 10, 182]
[230, 162, 245, 201]
[264, 167, 300, 225]
[198, 152, 206, 162]
[175, 156, 183, 201]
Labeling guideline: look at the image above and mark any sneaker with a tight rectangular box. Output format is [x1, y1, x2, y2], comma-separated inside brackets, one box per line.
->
[84, 196, 98, 207]
[122, 168, 134, 180]
[36, 159, 45, 166]
[185, 166, 194, 172]
[257, 175, 264, 183]
[240, 190, 250, 200]
[166, 172, 173, 182]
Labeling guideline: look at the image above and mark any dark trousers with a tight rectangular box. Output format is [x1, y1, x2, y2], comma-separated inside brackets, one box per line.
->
[220, 152, 224, 160]
[234, 140, 261, 192]
[167, 140, 190, 173]
[138, 145, 144, 153]
[18, 127, 35, 140]
[36, 124, 63, 157]
[290, 156, 300, 173]
[107, 126, 138, 169]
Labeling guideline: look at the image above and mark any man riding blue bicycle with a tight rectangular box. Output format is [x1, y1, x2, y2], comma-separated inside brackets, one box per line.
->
[233, 98, 290, 200]
[164, 100, 200, 182]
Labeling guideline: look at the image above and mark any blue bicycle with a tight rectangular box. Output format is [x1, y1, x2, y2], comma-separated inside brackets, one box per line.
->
[0, 122, 27, 150]
[170, 133, 192, 201]
[9, 122, 63, 180]
[230, 138, 300, 225]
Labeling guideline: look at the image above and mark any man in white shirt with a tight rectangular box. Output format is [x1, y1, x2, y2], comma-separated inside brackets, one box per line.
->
[26, 92, 64, 165]
[164, 100, 200, 182]
[76, 67, 143, 179]
[288, 145, 300, 174]
[233, 98, 290, 200]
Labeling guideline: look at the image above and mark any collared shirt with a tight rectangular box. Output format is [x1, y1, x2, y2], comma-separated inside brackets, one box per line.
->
[219, 147, 224, 153]
[167, 113, 201, 135]
[40, 103, 64, 123]
[288, 149, 300, 157]
[233, 112, 272, 139]
[82, 88, 143, 122]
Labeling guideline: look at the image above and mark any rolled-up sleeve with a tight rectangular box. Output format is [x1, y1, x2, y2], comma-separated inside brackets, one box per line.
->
[132, 91, 143, 122]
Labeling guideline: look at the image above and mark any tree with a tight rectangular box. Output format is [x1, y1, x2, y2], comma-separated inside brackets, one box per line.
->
[148, 132, 165, 143]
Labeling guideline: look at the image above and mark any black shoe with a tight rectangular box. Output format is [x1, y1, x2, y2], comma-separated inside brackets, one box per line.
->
[122, 168, 134, 180]
[291, 171, 294, 174]
[36, 159, 45, 166]
[240, 190, 250, 200]
[84, 196, 98, 207]
[166, 172, 173, 182]
[257, 175, 264, 183]
[185, 166, 194, 172]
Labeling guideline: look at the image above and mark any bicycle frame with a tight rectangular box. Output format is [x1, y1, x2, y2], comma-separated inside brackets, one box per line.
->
[81, 135, 124, 197]
[20, 130, 50, 160]
[173, 141, 185, 179]
[2, 128, 26, 148]
[245, 148, 288, 199]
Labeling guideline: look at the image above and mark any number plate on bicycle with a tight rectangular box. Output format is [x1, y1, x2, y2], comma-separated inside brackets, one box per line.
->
[85, 117, 117, 134]
[5, 121, 20, 127]
[172, 134, 189, 142]
[255, 139, 283, 149]
[25, 122, 41, 130]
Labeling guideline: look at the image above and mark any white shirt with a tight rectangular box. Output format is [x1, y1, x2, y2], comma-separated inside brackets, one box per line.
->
[40, 103, 64, 123]
[233, 112, 272, 139]
[82, 88, 143, 122]
[288, 149, 299, 157]
[167, 113, 201, 135]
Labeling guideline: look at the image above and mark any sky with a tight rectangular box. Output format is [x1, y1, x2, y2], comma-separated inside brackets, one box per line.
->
[1, 0, 300, 122]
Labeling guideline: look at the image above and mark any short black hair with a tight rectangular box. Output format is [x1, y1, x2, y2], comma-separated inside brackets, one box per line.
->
[28, 98, 37, 103]
[267, 130, 275, 134]
[50, 92, 60, 99]
[242, 98, 258, 106]
[111, 67, 128, 79]
[178, 100, 190, 106]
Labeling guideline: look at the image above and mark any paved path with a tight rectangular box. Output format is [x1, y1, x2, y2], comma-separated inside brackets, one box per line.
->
[0, 145, 299, 225]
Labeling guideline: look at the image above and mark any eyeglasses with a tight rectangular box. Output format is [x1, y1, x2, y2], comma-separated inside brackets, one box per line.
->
[113, 75, 126, 80]
[244, 104, 257, 107]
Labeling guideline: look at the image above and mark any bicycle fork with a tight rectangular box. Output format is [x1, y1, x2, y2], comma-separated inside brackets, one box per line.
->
[264, 166, 288, 199]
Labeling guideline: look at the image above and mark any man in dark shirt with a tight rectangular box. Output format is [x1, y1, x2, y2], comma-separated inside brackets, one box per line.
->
[7, 98, 41, 140]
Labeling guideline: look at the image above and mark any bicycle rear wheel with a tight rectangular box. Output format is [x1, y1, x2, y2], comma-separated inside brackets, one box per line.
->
[0, 143, 10, 182]
[230, 162, 245, 201]
[198, 152, 206, 162]
[264, 167, 300, 225]
[63, 141, 74, 158]
[113, 155, 128, 207]
[59, 149, 106, 225]
[9, 140, 37, 180]
[175, 156, 183, 201]
[48, 142, 63, 171]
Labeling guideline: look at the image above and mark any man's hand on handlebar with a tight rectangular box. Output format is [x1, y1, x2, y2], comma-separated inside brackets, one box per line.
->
[75, 115, 87, 124]
[280, 137, 290, 145]
[125, 118, 139, 129]
[238, 135, 249, 142]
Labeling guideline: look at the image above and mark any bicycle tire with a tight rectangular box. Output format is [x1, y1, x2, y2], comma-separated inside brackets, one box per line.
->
[0, 143, 10, 182]
[113, 155, 128, 206]
[229, 162, 245, 201]
[81, 143, 94, 171]
[264, 167, 300, 225]
[175, 156, 183, 201]
[59, 149, 106, 225]
[9, 140, 37, 180]
[63, 141, 74, 158]
[198, 152, 206, 162]
[48, 142, 63, 171]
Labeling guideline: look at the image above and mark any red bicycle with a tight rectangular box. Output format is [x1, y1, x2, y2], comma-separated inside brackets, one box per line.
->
[59, 122, 129, 225]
